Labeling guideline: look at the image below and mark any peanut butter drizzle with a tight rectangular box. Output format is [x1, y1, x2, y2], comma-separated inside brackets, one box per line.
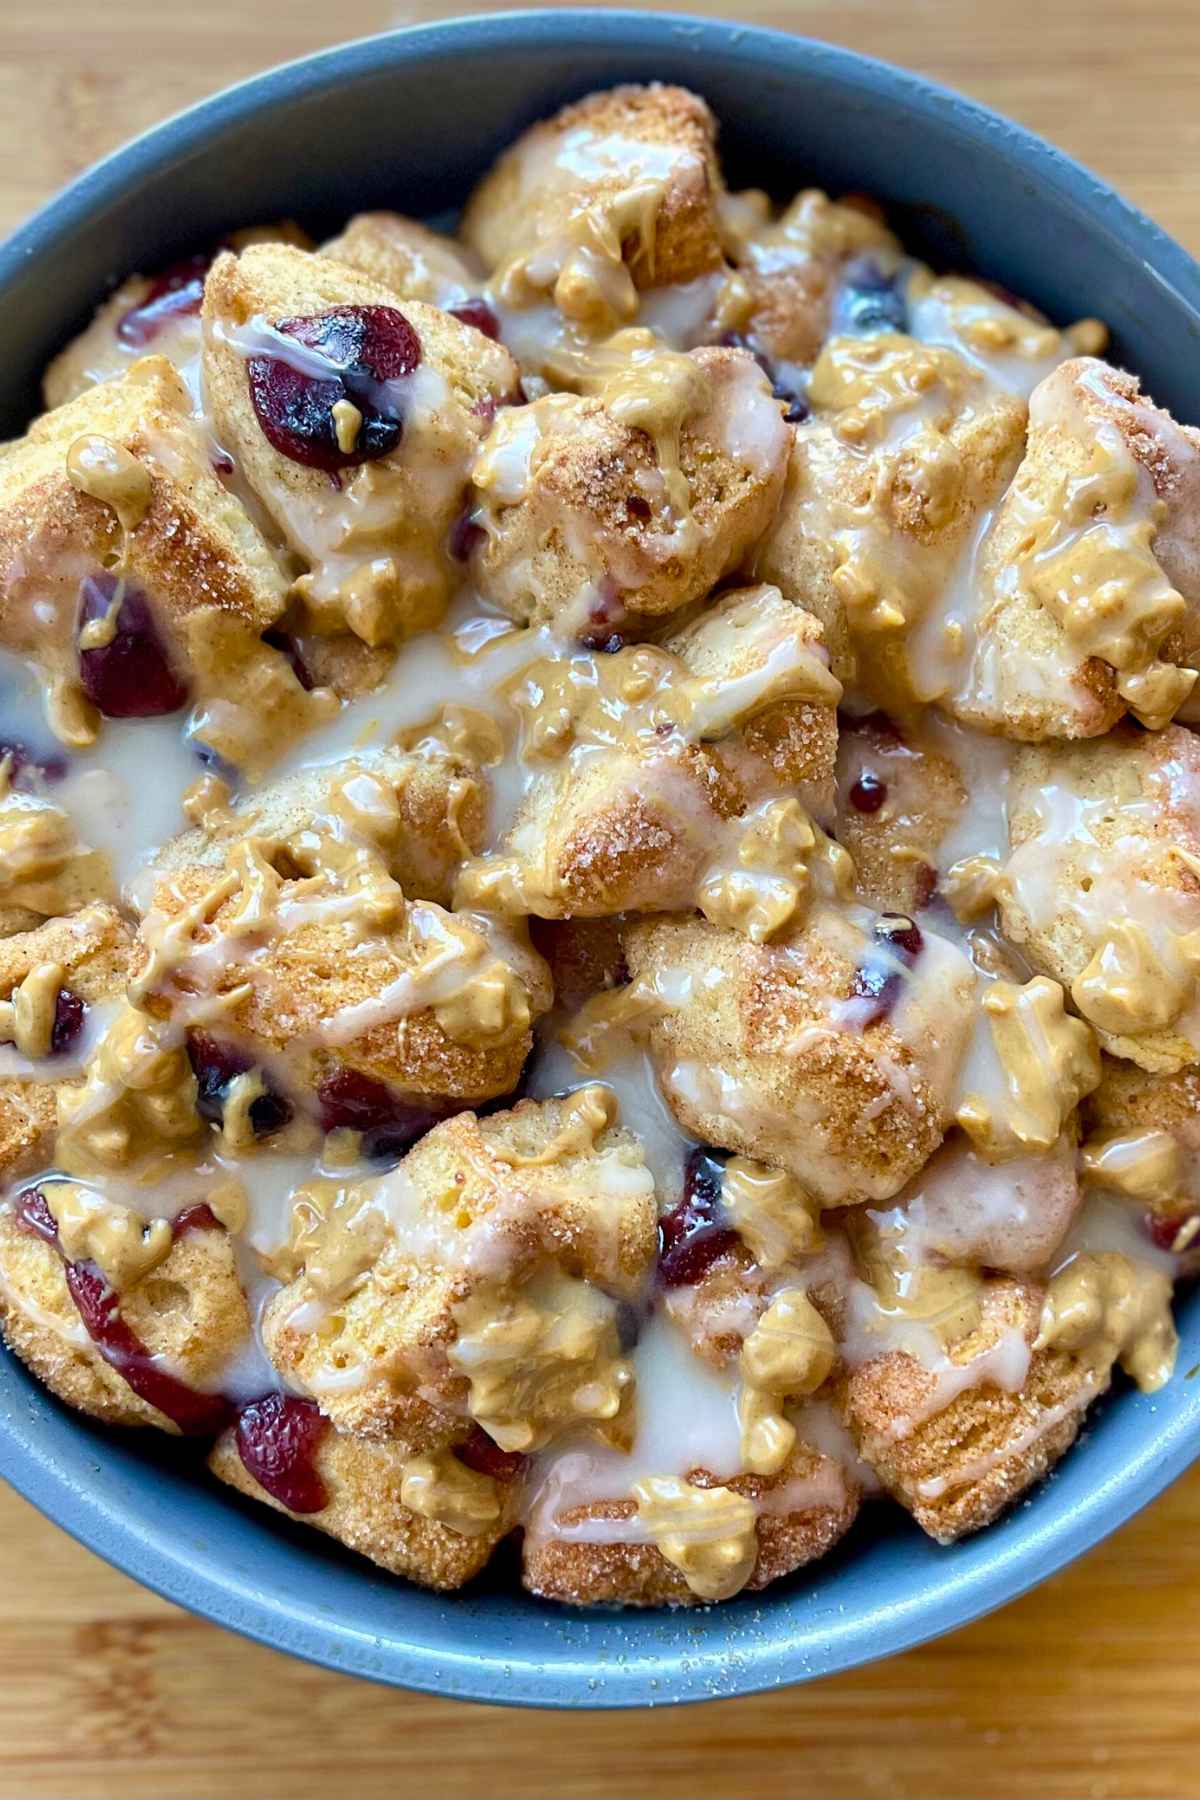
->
[1008, 415, 1193, 728]
[1036, 1251, 1177, 1391]
[448, 1270, 634, 1454]
[400, 1451, 502, 1536]
[956, 977, 1101, 1159]
[0, 767, 114, 918]
[45, 1180, 174, 1292]
[66, 433, 153, 543]
[0, 961, 65, 1059]
[629, 1476, 758, 1602]
[490, 1085, 615, 1167]
[55, 1002, 200, 1175]
[719, 1158, 823, 1269]
[737, 1286, 835, 1477]
[1071, 918, 1200, 1037]
[1080, 1128, 1184, 1204]
[698, 798, 855, 944]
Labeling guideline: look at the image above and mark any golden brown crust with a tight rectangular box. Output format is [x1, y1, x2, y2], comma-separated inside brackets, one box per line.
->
[263, 1093, 657, 1439]
[998, 724, 1200, 1070]
[202, 243, 520, 644]
[0, 357, 288, 691]
[472, 349, 789, 632]
[528, 916, 630, 1011]
[758, 351, 1026, 704]
[0, 901, 133, 1002]
[624, 912, 965, 1203]
[209, 1421, 520, 1591]
[840, 1279, 1100, 1542]
[153, 748, 487, 908]
[665, 584, 839, 809]
[139, 864, 548, 1106]
[462, 83, 725, 293]
[729, 190, 901, 368]
[323, 213, 482, 306]
[521, 1443, 858, 1607]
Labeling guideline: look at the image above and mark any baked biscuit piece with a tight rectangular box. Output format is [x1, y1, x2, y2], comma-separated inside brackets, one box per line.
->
[468, 346, 789, 635]
[0, 903, 136, 1178]
[466, 727, 740, 920]
[154, 745, 487, 908]
[757, 334, 1026, 699]
[997, 725, 1200, 1071]
[834, 713, 966, 914]
[663, 1243, 771, 1368]
[1082, 1056, 1200, 1268]
[522, 1440, 858, 1607]
[623, 909, 976, 1203]
[262, 1090, 657, 1440]
[839, 1278, 1104, 1542]
[0, 1199, 248, 1432]
[723, 188, 902, 371]
[0, 901, 134, 1004]
[1019, 357, 1200, 703]
[0, 356, 291, 747]
[323, 213, 483, 308]
[944, 357, 1196, 740]
[462, 85, 724, 322]
[202, 243, 521, 646]
[137, 861, 552, 1110]
[209, 1412, 521, 1591]
[664, 583, 839, 809]
[454, 599, 840, 919]
[42, 223, 313, 409]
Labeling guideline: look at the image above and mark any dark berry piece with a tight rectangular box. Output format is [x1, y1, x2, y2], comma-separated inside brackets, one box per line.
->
[247, 305, 421, 472]
[448, 505, 485, 562]
[625, 494, 652, 523]
[262, 628, 314, 692]
[49, 989, 87, 1056]
[717, 330, 807, 421]
[454, 1423, 528, 1483]
[65, 1259, 231, 1435]
[615, 1299, 642, 1351]
[187, 1032, 293, 1140]
[1146, 1210, 1200, 1255]
[849, 913, 924, 1027]
[77, 574, 189, 719]
[849, 771, 887, 814]
[316, 1068, 448, 1159]
[841, 709, 905, 746]
[834, 256, 908, 335]
[911, 861, 938, 911]
[449, 298, 501, 341]
[235, 1393, 329, 1512]
[659, 1148, 740, 1286]
[579, 629, 626, 654]
[171, 1202, 223, 1238]
[0, 735, 68, 785]
[117, 252, 211, 347]
[13, 1187, 58, 1245]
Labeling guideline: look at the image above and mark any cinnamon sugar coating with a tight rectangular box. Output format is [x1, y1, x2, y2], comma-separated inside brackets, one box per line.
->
[0, 1209, 249, 1431]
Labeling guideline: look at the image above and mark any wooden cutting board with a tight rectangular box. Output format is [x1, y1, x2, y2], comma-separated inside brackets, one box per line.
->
[1, 3, 1197, 1794]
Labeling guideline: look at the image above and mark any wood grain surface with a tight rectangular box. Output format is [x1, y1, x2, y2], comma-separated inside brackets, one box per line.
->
[2, 3, 1198, 1796]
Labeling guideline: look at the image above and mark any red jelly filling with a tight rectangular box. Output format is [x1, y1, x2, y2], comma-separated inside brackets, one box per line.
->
[234, 1392, 330, 1512]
